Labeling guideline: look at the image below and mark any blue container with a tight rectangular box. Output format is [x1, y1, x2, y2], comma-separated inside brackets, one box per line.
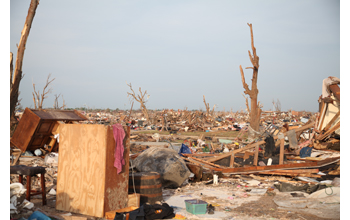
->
[185, 199, 208, 215]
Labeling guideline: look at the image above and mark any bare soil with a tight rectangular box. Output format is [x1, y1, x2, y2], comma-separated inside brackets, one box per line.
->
[231, 194, 339, 220]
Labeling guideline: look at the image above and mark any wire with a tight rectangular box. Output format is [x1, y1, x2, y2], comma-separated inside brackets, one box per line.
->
[325, 186, 333, 195]
[130, 158, 137, 196]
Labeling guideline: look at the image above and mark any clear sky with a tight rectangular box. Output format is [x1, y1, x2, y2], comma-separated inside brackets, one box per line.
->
[9, 0, 341, 112]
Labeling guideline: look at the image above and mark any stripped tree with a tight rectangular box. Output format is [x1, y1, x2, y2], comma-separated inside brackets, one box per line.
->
[10, 0, 40, 118]
[239, 23, 263, 133]
[127, 83, 151, 124]
[32, 74, 55, 109]
[203, 95, 216, 125]
[53, 93, 67, 109]
[53, 94, 61, 109]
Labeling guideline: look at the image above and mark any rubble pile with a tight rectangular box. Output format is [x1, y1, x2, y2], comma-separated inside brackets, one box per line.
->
[10, 77, 340, 219]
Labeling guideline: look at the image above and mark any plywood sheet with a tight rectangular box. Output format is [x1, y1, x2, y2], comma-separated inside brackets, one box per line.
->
[56, 124, 107, 217]
[103, 126, 130, 213]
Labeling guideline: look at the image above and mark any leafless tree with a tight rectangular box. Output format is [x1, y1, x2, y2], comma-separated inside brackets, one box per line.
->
[203, 95, 216, 121]
[126, 83, 151, 124]
[53, 94, 61, 109]
[239, 23, 262, 132]
[32, 74, 55, 109]
[61, 95, 66, 109]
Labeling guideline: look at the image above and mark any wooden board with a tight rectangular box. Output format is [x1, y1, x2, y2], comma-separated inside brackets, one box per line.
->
[56, 124, 130, 218]
[128, 194, 140, 207]
[104, 126, 130, 213]
[220, 157, 339, 174]
[56, 125, 107, 217]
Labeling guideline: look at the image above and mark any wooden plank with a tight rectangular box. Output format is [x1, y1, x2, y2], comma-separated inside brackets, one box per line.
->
[257, 171, 321, 178]
[230, 152, 235, 168]
[104, 125, 130, 213]
[260, 169, 319, 174]
[56, 124, 108, 217]
[246, 169, 319, 174]
[184, 158, 221, 171]
[11, 151, 22, 166]
[318, 102, 328, 131]
[128, 193, 140, 207]
[31, 108, 88, 121]
[253, 145, 259, 166]
[221, 161, 318, 173]
[316, 121, 340, 140]
[323, 110, 340, 132]
[279, 139, 284, 165]
[182, 153, 225, 157]
[206, 140, 266, 163]
[186, 155, 224, 168]
[286, 156, 323, 162]
[221, 157, 339, 174]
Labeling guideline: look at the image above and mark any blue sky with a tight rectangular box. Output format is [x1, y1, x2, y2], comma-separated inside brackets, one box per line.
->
[8, 0, 341, 112]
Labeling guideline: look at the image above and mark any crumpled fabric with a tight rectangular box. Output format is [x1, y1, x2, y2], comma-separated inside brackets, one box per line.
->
[300, 146, 313, 158]
[112, 124, 125, 174]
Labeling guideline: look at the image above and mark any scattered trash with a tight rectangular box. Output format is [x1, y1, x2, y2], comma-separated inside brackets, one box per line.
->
[48, 188, 57, 195]
[248, 188, 267, 195]
[213, 174, 218, 185]
[44, 152, 59, 164]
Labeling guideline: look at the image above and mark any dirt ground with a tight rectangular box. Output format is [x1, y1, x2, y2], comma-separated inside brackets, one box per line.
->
[231, 194, 339, 220]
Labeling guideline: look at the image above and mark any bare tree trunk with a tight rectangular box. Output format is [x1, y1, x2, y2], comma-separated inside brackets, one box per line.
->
[239, 23, 261, 132]
[10, 52, 13, 89]
[10, 0, 39, 118]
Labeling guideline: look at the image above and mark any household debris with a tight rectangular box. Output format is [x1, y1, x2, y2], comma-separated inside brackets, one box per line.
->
[10, 77, 340, 220]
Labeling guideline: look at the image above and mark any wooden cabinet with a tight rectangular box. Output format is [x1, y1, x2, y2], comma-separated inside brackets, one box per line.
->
[56, 124, 130, 218]
[10, 108, 87, 152]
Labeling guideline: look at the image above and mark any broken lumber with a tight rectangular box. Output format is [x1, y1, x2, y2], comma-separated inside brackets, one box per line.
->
[257, 171, 321, 178]
[185, 155, 225, 169]
[322, 110, 340, 132]
[206, 140, 266, 163]
[184, 157, 221, 171]
[220, 156, 339, 174]
[316, 121, 340, 141]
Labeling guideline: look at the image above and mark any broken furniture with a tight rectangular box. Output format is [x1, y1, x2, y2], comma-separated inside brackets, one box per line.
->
[56, 124, 130, 218]
[10, 165, 46, 205]
[10, 108, 87, 165]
